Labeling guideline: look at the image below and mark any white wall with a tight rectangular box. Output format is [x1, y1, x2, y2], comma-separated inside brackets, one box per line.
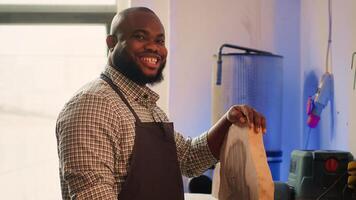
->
[169, 0, 276, 136]
[351, 69, 356, 155]
[274, 0, 301, 181]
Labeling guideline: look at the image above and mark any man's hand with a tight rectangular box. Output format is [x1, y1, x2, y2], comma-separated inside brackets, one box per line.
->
[226, 105, 266, 133]
[207, 104, 267, 159]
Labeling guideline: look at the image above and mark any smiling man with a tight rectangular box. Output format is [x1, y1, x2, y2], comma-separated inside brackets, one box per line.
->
[56, 7, 266, 200]
[107, 8, 167, 85]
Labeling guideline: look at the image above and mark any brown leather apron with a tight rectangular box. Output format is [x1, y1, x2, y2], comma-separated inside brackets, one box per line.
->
[100, 74, 184, 200]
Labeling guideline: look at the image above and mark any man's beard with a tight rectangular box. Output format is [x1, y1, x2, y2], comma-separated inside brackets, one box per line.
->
[112, 49, 165, 86]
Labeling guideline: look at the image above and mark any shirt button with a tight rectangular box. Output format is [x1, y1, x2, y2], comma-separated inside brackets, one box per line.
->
[143, 94, 148, 99]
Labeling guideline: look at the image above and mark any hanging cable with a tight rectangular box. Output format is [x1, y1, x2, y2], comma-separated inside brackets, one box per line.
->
[325, 0, 333, 73]
[304, 127, 312, 149]
[351, 52, 356, 90]
[316, 171, 348, 200]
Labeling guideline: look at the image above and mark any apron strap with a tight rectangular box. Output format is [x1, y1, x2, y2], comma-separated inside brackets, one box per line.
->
[100, 73, 141, 123]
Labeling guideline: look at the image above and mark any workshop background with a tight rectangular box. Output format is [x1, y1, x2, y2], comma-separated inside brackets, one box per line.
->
[0, 0, 355, 199]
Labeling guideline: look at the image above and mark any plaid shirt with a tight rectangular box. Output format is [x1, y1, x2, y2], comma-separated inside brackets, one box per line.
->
[56, 65, 217, 200]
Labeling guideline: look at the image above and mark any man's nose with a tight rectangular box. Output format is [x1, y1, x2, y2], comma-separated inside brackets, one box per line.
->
[144, 40, 159, 52]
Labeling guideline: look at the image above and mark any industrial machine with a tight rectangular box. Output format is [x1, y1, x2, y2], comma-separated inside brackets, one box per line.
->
[288, 150, 354, 199]
[274, 150, 356, 200]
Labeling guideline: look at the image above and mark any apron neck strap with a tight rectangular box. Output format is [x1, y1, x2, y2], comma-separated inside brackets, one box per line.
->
[100, 73, 141, 123]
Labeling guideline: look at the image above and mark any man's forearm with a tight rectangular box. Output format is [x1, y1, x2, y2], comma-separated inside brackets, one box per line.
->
[207, 113, 232, 160]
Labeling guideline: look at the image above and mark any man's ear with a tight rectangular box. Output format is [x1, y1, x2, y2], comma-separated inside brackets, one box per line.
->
[106, 35, 117, 49]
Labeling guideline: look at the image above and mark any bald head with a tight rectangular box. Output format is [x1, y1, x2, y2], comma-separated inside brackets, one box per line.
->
[106, 7, 167, 85]
[110, 7, 162, 39]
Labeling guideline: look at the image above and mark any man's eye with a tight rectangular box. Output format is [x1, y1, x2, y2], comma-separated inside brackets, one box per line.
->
[156, 39, 165, 45]
[134, 34, 145, 40]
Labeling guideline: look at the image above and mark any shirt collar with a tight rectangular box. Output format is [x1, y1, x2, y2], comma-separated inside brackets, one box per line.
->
[103, 65, 160, 108]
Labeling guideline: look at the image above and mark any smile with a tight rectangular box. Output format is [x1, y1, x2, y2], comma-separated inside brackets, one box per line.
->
[140, 57, 158, 65]
[139, 56, 161, 69]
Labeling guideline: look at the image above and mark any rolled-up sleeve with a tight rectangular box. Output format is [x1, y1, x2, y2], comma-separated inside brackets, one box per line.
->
[174, 131, 218, 177]
[56, 93, 120, 200]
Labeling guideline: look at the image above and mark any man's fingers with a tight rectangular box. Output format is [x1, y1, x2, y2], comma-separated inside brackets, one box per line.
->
[241, 105, 266, 133]
[228, 105, 266, 133]
[233, 106, 249, 127]
[261, 117, 267, 133]
[227, 106, 248, 127]
[253, 113, 262, 133]
[247, 107, 254, 128]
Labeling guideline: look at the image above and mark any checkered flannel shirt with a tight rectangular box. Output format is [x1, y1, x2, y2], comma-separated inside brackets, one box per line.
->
[56, 65, 217, 200]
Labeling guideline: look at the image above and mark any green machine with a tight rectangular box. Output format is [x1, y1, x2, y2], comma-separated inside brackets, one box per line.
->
[287, 150, 354, 200]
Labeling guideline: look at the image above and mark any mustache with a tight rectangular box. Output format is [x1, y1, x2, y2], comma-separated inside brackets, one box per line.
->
[112, 49, 166, 85]
[138, 52, 163, 59]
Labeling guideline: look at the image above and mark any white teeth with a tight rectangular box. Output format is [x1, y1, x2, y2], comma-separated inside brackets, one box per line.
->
[142, 57, 157, 64]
